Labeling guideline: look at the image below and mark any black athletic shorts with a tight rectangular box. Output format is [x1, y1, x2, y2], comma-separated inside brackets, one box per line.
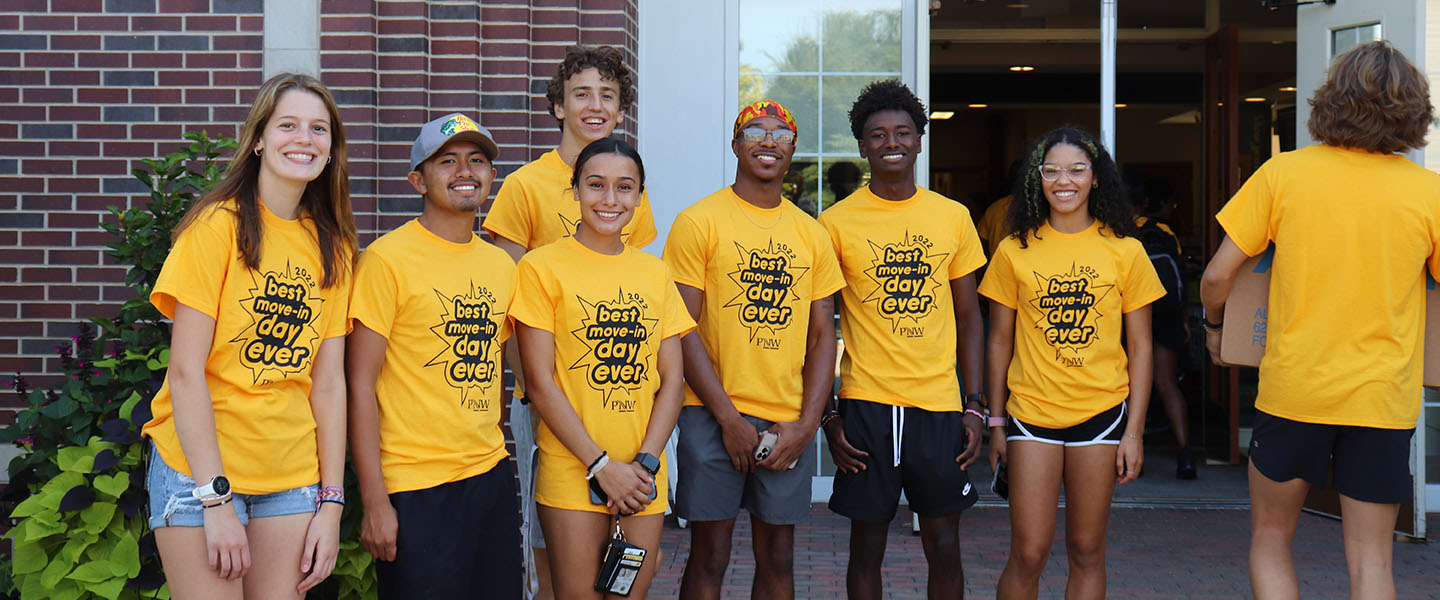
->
[1151, 308, 1187, 350]
[377, 460, 523, 599]
[1007, 401, 1127, 446]
[828, 398, 979, 523]
[1249, 410, 1414, 504]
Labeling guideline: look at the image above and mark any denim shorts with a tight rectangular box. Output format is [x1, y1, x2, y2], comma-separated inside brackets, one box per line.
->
[146, 442, 317, 528]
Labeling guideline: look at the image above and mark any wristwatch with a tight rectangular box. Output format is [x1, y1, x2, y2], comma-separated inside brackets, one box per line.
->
[964, 393, 984, 407]
[633, 452, 661, 476]
[191, 476, 230, 500]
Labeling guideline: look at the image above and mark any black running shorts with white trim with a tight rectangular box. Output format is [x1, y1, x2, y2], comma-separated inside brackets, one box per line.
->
[1249, 410, 1414, 504]
[828, 398, 979, 523]
[1006, 401, 1126, 446]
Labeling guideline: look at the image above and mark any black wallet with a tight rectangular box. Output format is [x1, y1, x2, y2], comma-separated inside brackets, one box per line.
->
[595, 519, 647, 596]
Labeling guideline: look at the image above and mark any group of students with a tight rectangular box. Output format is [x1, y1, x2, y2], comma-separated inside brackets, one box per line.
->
[138, 39, 1435, 600]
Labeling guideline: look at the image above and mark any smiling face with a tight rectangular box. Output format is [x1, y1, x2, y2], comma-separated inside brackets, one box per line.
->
[1040, 142, 1096, 219]
[254, 89, 332, 186]
[554, 67, 623, 146]
[858, 108, 920, 178]
[732, 116, 795, 184]
[409, 139, 495, 214]
[574, 152, 640, 239]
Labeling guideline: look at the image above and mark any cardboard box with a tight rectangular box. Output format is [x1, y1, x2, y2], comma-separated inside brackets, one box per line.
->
[1220, 246, 1440, 385]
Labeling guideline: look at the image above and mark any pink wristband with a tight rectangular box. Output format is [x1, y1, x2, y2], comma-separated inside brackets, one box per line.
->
[963, 408, 986, 422]
[987, 416, 1007, 428]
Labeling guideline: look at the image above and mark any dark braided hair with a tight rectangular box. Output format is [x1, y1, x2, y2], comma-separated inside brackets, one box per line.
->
[1006, 127, 1134, 249]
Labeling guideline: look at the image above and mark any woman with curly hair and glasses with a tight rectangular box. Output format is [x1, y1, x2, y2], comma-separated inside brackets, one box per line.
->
[980, 127, 1165, 599]
[1202, 40, 1440, 599]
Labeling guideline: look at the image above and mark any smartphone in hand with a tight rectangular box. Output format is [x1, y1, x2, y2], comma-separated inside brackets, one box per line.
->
[991, 460, 1009, 500]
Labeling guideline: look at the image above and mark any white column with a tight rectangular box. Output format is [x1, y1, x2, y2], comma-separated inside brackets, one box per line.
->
[1100, 0, 1118, 159]
[263, 0, 321, 78]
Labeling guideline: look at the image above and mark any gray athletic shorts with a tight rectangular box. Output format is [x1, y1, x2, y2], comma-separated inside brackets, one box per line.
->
[674, 406, 815, 525]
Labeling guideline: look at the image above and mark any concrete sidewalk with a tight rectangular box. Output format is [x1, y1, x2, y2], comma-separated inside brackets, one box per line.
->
[652, 505, 1440, 599]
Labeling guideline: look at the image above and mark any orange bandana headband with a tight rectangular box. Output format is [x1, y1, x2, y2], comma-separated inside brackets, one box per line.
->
[733, 100, 798, 137]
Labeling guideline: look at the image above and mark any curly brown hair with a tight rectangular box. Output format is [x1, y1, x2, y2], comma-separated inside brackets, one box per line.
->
[1308, 40, 1435, 153]
[545, 45, 637, 130]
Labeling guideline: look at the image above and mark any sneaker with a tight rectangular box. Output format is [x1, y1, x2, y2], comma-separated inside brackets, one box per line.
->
[1176, 447, 1198, 480]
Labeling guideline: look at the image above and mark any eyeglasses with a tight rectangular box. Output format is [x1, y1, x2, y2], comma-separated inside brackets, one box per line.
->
[1038, 163, 1092, 182]
[738, 127, 797, 145]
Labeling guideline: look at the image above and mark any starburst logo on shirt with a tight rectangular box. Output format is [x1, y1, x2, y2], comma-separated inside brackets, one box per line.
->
[569, 289, 657, 411]
[724, 239, 807, 341]
[425, 282, 502, 411]
[1028, 263, 1113, 362]
[861, 232, 947, 331]
[230, 262, 323, 385]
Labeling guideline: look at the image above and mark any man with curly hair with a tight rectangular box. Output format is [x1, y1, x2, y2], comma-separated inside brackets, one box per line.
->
[817, 79, 986, 599]
[481, 45, 657, 600]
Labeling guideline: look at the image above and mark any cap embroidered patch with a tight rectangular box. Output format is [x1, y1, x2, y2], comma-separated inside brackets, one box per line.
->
[441, 114, 480, 136]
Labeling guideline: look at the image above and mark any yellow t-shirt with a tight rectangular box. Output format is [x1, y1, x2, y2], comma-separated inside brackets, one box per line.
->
[349, 219, 516, 494]
[663, 188, 847, 422]
[510, 237, 695, 514]
[144, 202, 352, 495]
[976, 195, 1012, 256]
[482, 149, 658, 250]
[1217, 144, 1440, 429]
[978, 221, 1165, 428]
[818, 186, 987, 412]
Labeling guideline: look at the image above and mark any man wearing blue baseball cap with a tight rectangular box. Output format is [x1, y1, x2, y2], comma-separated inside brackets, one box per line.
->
[347, 113, 522, 597]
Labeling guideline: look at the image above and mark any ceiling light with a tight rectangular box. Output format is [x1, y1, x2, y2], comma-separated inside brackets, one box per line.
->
[1008, 65, 1035, 72]
[930, 111, 955, 120]
[1245, 97, 1267, 102]
[1007, 3, 1031, 7]
[1279, 86, 1297, 92]
[1114, 103, 1127, 108]
[967, 103, 988, 108]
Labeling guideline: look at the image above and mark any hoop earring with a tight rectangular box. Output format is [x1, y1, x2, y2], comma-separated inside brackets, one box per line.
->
[254, 148, 262, 157]
[326, 155, 332, 164]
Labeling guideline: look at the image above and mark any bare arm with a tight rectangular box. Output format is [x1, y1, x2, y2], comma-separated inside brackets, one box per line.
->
[516, 323, 653, 514]
[675, 283, 758, 472]
[985, 301, 1017, 471]
[297, 335, 346, 592]
[1200, 237, 1250, 364]
[950, 274, 985, 468]
[169, 303, 251, 580]
[1117, 306, 1153, 485]
[758, 294, 834, 470]
[638, 335, 685, 459]
[345, 324, 396, 561]
[493, 235, 530, 392]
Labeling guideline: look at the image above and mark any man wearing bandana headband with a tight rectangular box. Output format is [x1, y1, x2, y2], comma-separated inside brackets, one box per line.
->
[663, 100, 846, 599]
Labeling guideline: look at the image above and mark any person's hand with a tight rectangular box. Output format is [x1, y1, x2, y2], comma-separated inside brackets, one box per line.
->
[823, 417, 868, 475]
[956, 411, 983, 469]
[360, 496, 398, 562]
[757, 420, 813, 471]
[1205, 327, 1224, 366]
[988, 429, 1007, 473]
[594, 461, 653, 516]
[718, 413, 760, 472]
[297, 502, 342, 593]
[202, 503, 250, 580]
[1116, 435, 1144, 484]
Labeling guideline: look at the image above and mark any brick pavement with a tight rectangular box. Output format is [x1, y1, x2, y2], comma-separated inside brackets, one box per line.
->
[652, 506, 1440, 599]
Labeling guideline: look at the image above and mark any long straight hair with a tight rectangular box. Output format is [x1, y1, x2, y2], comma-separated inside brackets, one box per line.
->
[174, 72, 356, 289]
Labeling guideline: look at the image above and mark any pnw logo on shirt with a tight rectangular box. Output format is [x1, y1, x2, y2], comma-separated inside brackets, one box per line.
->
[862, 232, 946, 336]
[425, 283, 502, 411]
[231, 262, 323, 384]
[570, 289, 658, 413]
[725, 240, 807, 348]
[1029, 263, 1113, 367]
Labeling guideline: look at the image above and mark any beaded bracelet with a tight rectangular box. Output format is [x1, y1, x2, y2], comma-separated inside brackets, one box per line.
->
[963, 408, 986, 422]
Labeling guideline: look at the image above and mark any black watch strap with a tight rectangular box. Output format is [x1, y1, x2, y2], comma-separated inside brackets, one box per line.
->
[633, 452, 660, 475]
[964, 393, 984, 407]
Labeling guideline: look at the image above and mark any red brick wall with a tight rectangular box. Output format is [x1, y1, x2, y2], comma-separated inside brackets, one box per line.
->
[0, 0, 638, 392]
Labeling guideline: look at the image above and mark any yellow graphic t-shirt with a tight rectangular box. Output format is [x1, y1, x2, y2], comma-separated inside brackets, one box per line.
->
[978, 221, 1165, 428]
[144, 202, 351, 495]
[349, 219, 516, 494]
[483, 149, 658, 250]
[663, 187, 846, 422]
[819, 186, 987, 412]
[976, 195, 1012, 256]
[1218, 144, 1440, 429]
[511, 237, 695, 514]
